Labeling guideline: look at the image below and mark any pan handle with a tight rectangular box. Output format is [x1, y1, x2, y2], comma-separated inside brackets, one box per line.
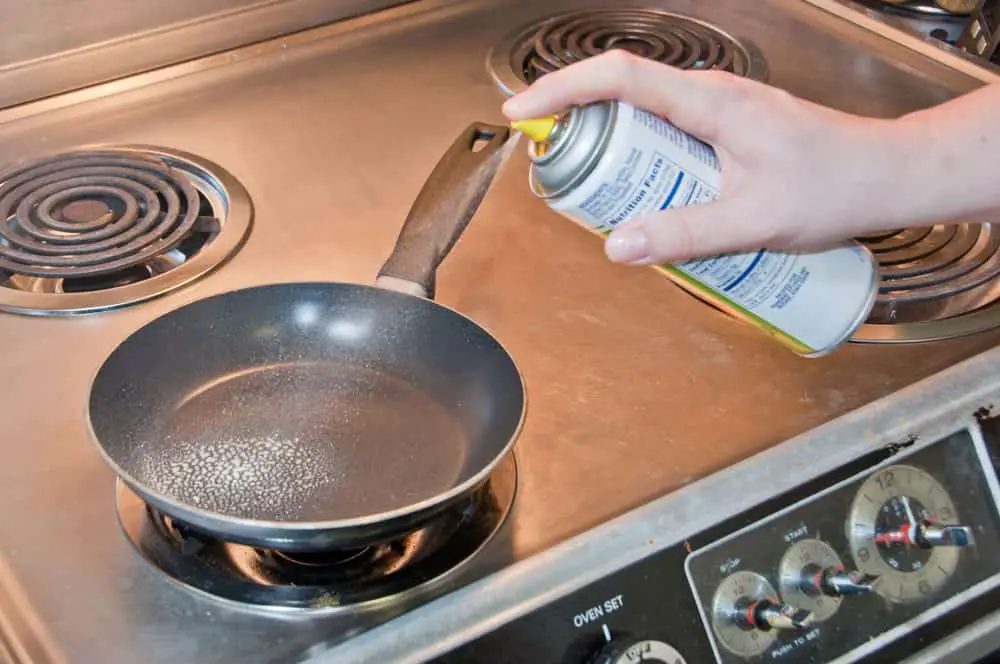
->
[375, 122, 513, 299]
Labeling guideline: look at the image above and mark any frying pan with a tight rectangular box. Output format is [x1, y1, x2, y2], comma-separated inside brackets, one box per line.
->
[86, 122, 526, 551]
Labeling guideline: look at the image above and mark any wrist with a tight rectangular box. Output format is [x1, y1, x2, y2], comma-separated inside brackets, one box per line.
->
[879, 101, 1000, 229]
[818, 116, 931, 237]
[890, 112, 952, 223]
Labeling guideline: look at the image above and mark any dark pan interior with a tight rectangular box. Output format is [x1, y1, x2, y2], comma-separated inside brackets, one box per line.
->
[88, 283, 525, 523]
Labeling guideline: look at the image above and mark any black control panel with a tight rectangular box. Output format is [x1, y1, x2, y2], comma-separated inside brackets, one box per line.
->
[433, 418, 1000, 664]
[685, 428, 1000, 663]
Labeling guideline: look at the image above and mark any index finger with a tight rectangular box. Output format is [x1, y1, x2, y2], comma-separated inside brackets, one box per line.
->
[501, 51, 738, 142]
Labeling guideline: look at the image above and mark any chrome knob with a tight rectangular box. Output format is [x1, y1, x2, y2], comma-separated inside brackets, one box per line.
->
[873, 496, 975, 549]
[800, 564, 877, 597]
[738, 598, 815, 631]
[917, 524, 975, 548]
[594, 638, 687, 664]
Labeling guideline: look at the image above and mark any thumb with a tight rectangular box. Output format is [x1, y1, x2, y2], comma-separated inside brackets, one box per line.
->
[604, 201, 764, 264]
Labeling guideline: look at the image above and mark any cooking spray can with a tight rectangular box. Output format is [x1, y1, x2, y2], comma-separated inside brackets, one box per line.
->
[511, 101, 880, 357]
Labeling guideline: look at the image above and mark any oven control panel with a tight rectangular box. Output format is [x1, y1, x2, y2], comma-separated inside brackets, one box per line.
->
[684, 426, 1000, 663]
[433, 421, 1000, 664]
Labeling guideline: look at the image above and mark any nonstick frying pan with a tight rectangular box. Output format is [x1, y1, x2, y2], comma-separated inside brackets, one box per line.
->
[86, 122, 526, 551]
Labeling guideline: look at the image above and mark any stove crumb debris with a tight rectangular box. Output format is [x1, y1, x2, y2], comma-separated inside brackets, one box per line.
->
[312, 592, 342, 608]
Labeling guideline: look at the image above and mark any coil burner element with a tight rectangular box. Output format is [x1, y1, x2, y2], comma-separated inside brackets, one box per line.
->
[852, 224, 1000, 343]
[114, 454, 517, 613]
[0, 146, 252, 316]
[487, 9, 768, 96]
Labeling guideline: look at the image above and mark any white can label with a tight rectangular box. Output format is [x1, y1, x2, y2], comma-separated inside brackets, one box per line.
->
[543, 102, 877, 355]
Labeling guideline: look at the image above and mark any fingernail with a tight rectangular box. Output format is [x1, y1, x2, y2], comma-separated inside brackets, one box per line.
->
[605, 226, 650, 264]
[502, 96, 523, 117]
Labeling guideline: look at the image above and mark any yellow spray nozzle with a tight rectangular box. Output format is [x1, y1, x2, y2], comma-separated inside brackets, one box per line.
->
[511, 115, 558, 143]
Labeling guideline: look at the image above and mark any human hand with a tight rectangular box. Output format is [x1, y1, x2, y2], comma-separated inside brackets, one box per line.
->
[502, 51, 916, 264]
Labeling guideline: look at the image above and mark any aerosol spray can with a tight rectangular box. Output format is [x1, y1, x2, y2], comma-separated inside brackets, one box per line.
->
[511, 101, 880, 357]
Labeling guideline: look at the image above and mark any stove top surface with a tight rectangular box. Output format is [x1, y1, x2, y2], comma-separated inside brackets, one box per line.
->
[2, 0, 1000, 662]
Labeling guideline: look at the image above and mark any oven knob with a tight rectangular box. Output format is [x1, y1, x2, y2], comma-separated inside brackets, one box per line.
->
[711, 571, 814, 658]
[593, 638, 687, 664]
[735, 598, 815, 631]
[805, 566, 878, 597]
[847, 466, 971, 604]
[875, 522, 975, 548]
[779, 539, 876, 623]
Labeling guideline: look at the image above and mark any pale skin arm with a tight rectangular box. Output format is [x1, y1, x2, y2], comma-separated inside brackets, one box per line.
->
[501, 50, 1000, 264]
